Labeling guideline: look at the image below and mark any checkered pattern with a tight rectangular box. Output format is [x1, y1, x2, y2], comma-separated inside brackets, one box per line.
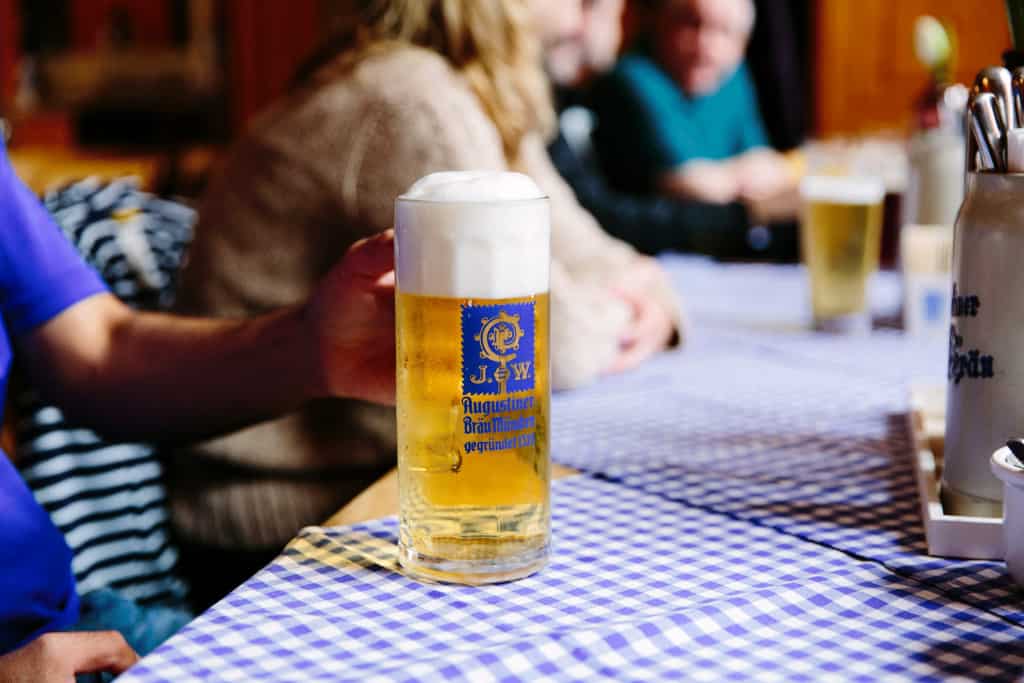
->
[666, 257, 904, 335]
[120, 258, 1024, 681]
[120, 478, 1024, 682]
[551, 259, 1020, 625]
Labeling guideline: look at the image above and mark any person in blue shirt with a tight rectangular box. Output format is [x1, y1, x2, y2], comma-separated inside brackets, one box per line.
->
[590, 0, 797, 208]
[0, 143, 396, 681]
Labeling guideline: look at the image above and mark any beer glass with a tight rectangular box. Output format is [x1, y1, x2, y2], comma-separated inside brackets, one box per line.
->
[394, 172, 551, 584]
[799, 176, 885, 332]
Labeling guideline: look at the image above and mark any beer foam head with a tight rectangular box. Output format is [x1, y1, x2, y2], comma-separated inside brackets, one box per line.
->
[799, 175, 885, 205]
[396, 172, 550, 298]
[402, 171, 545, 202]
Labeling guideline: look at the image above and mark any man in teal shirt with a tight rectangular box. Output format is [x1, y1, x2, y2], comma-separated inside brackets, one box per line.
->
[591, 0, 795, 207]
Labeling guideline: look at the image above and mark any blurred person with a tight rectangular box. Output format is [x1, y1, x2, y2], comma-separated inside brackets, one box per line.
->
[0, 143, 396, 680]
[590, 0, 797, 207]
[172, 0, 684, 604]
[545, 0, 760, 257]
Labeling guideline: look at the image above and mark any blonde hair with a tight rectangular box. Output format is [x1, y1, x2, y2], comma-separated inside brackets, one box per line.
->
[311, 0, 555, 159]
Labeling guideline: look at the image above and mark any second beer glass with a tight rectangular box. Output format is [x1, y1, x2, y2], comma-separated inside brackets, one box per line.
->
[800, 175, 885, 332]
[395, 171, 551, 584]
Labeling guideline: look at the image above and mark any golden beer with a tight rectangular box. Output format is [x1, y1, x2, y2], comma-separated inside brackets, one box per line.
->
[799, 176, 885, 328]
[396, 292, 550, 582]
[394, 172, 551, 584]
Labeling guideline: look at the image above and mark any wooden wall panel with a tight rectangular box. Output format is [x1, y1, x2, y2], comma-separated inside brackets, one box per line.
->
[815, 0, 1011, 136]
[68, 0, 174, 49]
[225, 0, 324, 133]
[0, 0, 17, 109]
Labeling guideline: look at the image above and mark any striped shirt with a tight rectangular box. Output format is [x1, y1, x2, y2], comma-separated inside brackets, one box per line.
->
[15, 178, 193, 605]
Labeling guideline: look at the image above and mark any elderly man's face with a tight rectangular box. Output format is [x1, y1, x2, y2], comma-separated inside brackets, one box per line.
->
[654, 0, 752, 96]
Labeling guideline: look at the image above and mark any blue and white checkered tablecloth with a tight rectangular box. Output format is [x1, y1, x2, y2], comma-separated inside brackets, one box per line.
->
[121, 258, 1024, 681]
[121, 477, 1024, 682]
[551, 259, 1021, 627]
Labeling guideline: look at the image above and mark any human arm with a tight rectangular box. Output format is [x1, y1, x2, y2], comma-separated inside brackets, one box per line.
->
[622, 62, 793, 206]
[546, 258, 676, 389]
[589, 59, 773, 208]
[590, 56, 707, 197]
[340, 60, 649, 388]
[0, 631, 138, 682]
[351, 54, 677, 388]
[723, 66, 798, 206]
[520, 134, 683, 386]
[16, 54, 493, 442]
[657, 158, 742, 203]
[588, 68, 742, 204]
[17, 231, 396, 443]
[548, 133, 752, 257]
[730, 147, 799, 205]
[608, 260, 677, 373]
[656, 148, 799, 219]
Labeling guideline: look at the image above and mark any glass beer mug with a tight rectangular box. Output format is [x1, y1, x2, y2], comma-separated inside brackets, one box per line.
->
[394, 171, 551, 584]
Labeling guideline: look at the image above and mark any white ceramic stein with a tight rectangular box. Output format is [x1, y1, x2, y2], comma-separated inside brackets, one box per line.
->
[943, 172, 1024, 516]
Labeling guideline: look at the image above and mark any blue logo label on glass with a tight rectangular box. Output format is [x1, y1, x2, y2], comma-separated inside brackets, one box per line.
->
[461, 302, 535, 395]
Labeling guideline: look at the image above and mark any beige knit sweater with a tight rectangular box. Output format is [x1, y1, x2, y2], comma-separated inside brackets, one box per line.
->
[170, 46, 682, 549]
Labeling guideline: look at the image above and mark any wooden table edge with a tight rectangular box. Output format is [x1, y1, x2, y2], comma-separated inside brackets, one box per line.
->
[323, 464, 580, 528]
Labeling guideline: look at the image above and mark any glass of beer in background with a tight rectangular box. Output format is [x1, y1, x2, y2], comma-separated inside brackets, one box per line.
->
[799, 175, 885, 332]
[394, 171, 551, 584]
